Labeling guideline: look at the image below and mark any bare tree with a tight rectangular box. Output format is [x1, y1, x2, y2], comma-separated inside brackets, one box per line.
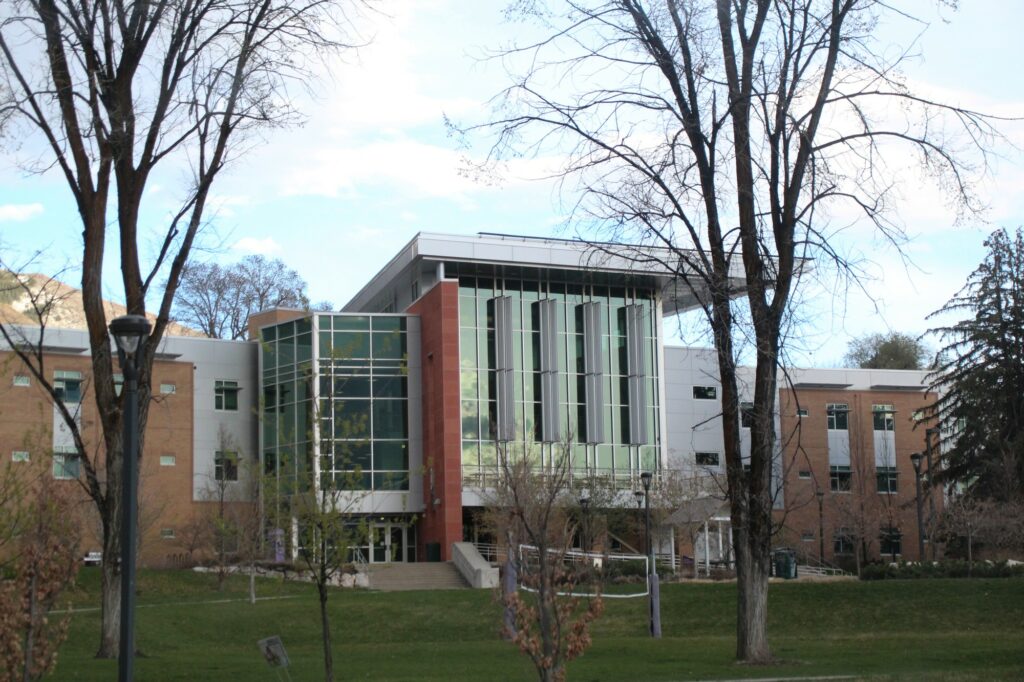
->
[0, 0, 367, 658]
[469, 0, 1001, 661]
[174, 256, 322, 339]
[487, 443, 604, 682]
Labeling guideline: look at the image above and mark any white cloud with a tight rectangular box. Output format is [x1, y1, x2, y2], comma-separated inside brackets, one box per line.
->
[231, 236, 281, 255]
[0, 203, 43, 222]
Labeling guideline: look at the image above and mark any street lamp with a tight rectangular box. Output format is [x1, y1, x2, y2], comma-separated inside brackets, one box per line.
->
[110, 314, 151, 682]
[579, 496, 590, 552]
[910, 451, 925, 562]
[639, 471, 661, 638]
[634, 490, 644, 510]
[816, 490, 825, 566]
[924, 426, 940, 559]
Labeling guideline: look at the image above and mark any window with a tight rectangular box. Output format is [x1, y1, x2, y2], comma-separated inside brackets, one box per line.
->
[693, 386, 717, 400]
[215, 380, 239, 411]
[54, 371, 83, 404]
[797, 408, 808, 418]
[160, 383, 176, 395]
[160, 455, 176, 467]
[833, 529, 854, 555]
[12, 375, 30, 387]
[801, 531, 815, 542]
[879, 527, 902, 557]
[826, 403, 848, 430]
[740, 402, 754, 428]
[830, 465, 851, 492]
[215, 451, 238, 481]
[160, 528, 176, 540]
[53, 448, 80, 480]
[798, 470, 812, 480]
[876, 466, 899, 494]
[695, 452, 720, 467]
[12, 451, 29, 463]
[872, 404, 895, 432]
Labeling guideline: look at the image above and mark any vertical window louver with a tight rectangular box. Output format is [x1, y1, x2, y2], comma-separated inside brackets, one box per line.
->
[494, 296, 515, 442]
[581, 301, 605, 444]
[625, 304, 648, 445]
[536, 298, 561, 443]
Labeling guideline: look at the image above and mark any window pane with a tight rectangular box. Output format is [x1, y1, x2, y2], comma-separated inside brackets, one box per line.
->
[372, 331, 405, 359]
[333, 400, 370, 439]
[374, 441, 408, 470]
[332, 332, 370, 359]
[373, 401, 408, 439]
[333, 375, 371, 398]
[372, 376, 407, 398]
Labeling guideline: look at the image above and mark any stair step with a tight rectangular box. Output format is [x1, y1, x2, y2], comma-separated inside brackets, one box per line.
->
[365, 561, 468, 591]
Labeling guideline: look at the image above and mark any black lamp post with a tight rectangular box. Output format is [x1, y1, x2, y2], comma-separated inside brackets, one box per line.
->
[640, 471, 661, 638]
[910, 452, 925, 562]
[925, 426, 940, 559]
[579, 496, 590, 552]
[816, 490, 825, 566]
[110, 314, 151, 682]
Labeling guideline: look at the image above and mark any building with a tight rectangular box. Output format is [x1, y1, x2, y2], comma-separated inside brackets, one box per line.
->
[0, 232, 940, 568]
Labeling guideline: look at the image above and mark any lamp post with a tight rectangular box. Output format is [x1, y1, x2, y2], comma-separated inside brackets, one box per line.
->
[925, 426, 940, 559]
[110, 314, 151, 682]
[910, 452, 925, 562]
[579, 496, 590, 553]
[640, 472, 661, 638]
[816, 490, 825, 566]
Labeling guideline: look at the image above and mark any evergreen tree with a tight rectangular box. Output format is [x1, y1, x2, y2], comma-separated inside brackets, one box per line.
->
[844, 332, 928, 370]
[927, 228, 1024, 501]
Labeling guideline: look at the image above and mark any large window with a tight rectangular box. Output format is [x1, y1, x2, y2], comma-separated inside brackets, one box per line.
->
[740, 402, 754, 428]
[826, 403, 848, 431]
[880, 527, 902, 557]
[876, 466, 898, 494]
[53, 447, 80, 480]
[830, 465, 851, 492]
[54, 370, 82, 404]
[215, 380, 239, 411]
[872, 404, 895, 431]
[314, 314, 410, 492]
[453, 269, 661, 484]
[833, 529, 854, 555]
[215, 451, 238, 481]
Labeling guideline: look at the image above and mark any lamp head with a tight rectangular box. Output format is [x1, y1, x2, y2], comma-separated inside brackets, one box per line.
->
[579, 497, 589, 511]
[633, 490, 644, 507]
[816, 490, 824, 502]
[109, 315, 152, 357]
[910, 451, 923, 474]
[640, 471, 652, 491]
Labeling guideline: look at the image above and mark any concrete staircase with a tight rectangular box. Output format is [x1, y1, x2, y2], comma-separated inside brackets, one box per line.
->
[365, 562, 469, 591]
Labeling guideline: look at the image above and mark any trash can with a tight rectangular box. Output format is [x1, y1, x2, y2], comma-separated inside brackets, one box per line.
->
[426, 542, 442, 562]
[771, 548, 798, 579]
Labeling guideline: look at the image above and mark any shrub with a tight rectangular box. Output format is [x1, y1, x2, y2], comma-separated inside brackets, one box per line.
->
[859, 559, 1024, 580]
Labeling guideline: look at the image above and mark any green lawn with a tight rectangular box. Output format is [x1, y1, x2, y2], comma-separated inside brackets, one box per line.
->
[48, 569, 1024, 681]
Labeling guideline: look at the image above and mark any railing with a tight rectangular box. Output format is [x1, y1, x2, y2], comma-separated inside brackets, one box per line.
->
[461, 466, 659, 493]
[797, 564, 847, 577]
[474, 542, 499, 563]
[351, 546, 368, 573]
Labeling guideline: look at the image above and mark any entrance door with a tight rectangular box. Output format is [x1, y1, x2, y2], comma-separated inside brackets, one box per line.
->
[369, 522, 410, 563]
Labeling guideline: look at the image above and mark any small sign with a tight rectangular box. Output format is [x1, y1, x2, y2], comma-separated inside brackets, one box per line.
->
[258, 636, 290, 668]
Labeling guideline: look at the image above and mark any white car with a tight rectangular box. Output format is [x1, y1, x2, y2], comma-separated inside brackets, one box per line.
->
[83, 551, 102, 566]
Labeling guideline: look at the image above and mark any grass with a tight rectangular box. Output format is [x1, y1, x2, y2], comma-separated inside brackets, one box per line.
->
[47, 569, 1024, 681]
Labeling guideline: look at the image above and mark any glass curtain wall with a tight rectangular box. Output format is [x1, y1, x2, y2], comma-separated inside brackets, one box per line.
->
[260, 314, 410, 496]
[455, 267, 661, 487]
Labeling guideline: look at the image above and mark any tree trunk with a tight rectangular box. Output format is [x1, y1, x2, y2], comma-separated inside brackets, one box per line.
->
[96, 519, 121, 658]
[733, 525, 771, 663]
[318, 583, 333, 682]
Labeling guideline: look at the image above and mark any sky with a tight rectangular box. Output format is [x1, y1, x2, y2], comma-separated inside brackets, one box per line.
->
[1, 0, 1022, 367]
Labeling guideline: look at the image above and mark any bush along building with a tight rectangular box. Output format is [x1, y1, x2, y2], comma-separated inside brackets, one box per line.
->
[0, 232, 940, 569]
